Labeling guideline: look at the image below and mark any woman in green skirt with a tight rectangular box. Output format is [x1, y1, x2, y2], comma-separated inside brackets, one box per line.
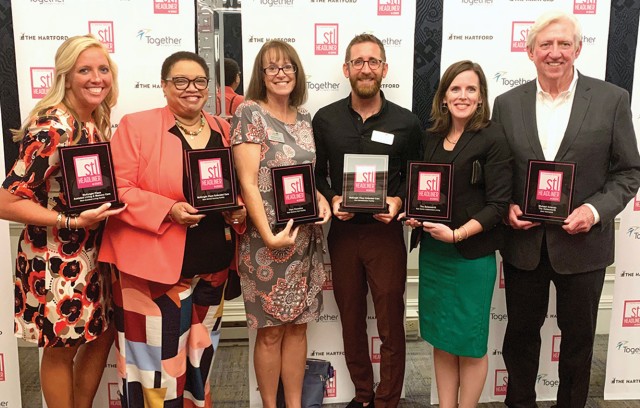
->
[401, 60, 512, 407]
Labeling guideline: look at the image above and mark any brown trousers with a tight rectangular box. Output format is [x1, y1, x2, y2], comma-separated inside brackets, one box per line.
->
[328, 220, 407, 408]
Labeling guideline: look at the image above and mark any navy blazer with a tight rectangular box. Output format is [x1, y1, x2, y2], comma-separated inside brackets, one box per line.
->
[410, 121, 512, 259]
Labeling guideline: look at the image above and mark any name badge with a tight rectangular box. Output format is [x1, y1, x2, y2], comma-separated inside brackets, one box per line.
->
[371, 130, 394, 145]
[267, 129, 285, 143]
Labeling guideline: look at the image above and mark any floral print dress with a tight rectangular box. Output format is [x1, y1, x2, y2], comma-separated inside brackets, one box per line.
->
[231, 101, 326, 328]
[3, 105, 111, 347]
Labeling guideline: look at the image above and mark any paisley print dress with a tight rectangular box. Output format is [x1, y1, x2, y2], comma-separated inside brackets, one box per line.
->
[231, 101, 326, 328]
[3, 106, 111, 347]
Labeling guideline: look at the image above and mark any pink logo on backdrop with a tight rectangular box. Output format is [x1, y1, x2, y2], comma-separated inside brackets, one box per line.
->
[499, 261, 505, 289]
[418, 172, 441, 202]
[108, 382, 121, 407]
[314, 24, 338, 55]
[574, 0, 596, 14]
[74, 154, 103, 188]
[552, 335, 561, 362]
[622, 300, 640, 327]
[371, 337, 381, 363]
[199, 158, 224, 191]
[30, 67, 54, 99]
[0, 353, 5, 381]
[326, 369, 337, 397]
[511, 21, 533, 52]
[154, 0, 179, 14]
[494, 369, 508, 396]
[354, 165, 376, 193]
[536, 170, 562, 202]
[89, 21, 115, 53]
[283, 174, 306, 204]
[378, 0, 401, 16]
[634, 191, 640, 211]
[322, 263, 333, 291]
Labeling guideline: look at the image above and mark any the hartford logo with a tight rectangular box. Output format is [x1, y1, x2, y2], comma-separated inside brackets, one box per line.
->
[30, 67, 54, 99]
[108, 382, 121, 407]
[154, 0, 179, 14]
[574, 0, 596, 15]
[89, 21, 115, 53]
[378, 0, 401, 16]
[494, 369, 508, 395]
[371, 336, 382, 363]
[616, 340, 640, 355]
[511, 21, 533, 52]
[315, 24, 338, 55]
[552, 335, 561, 362]
[623, 300, 640, 327]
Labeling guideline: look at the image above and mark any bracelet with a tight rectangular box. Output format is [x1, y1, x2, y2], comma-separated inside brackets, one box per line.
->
[452, 229, 457, 243]
[65, 214, 71, 230]
[453, 229, 464, 243]
[73, 216, 78, 231]
[460, 225, 470, 240]
[55, 212, 63, 229]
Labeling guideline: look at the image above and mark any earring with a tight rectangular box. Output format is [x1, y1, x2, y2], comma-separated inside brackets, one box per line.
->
[441, 103, 449, 115]
[476, 103, 483, 114]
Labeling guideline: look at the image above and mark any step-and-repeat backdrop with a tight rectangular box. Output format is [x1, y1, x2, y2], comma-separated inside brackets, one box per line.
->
[8, 1, 196, 406]
[604, 13, 640, 400]
[240, 1, 416, 405]
[440, 0, 612, 404]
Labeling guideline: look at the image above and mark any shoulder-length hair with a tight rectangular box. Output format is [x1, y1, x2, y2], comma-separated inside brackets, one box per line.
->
[12, 34, 119, 142]
[428, 60, 490, 135]
[245, 40, 307, 107]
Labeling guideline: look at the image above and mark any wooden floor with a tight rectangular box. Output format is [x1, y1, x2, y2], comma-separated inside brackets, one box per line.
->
[18, 334, 640, 407]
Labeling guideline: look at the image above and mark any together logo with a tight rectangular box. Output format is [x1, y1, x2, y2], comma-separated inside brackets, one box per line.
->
[314, 24, 338, 55]
[306, 80, 340, 92]
[490, 307, 508, 322]
[30, 67, 54, 99]
[136, 29, 182, 47]
[616, 340, 640, 355]
[378, 0, 401, 16]
[511, 21, 533, 52]
[537, 373, 559, 388]
[623, 300, 640, 327]
[574, 0, 596, 15]
[89, 21, 115, 53]
[494, 71, 530, 88]
[626, 226, 640, 240]
[154, 0, 179, 14]
[260, 0, 295, 6]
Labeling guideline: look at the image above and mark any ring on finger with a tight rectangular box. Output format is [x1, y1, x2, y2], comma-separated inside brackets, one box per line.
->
[189, 223, 199, 229]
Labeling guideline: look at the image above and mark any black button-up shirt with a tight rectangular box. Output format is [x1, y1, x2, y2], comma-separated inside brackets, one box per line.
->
[312, 92, 423, 223]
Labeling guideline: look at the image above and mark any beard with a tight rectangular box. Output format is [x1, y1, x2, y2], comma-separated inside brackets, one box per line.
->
[350, 73, 382, 99]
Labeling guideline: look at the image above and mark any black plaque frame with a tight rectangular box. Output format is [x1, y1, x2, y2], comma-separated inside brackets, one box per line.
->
[403, 161, 453, 222]
[339, 154, 389, 213]
[521, 159, 576, 224]
[271, 163, 322, 227]
[58, 142, 122, 212]
[185, 147, 240, 212]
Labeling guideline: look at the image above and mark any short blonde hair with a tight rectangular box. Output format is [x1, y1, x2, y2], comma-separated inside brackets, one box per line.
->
[12, 34, 119, 142]
[526, 10, 582, 53]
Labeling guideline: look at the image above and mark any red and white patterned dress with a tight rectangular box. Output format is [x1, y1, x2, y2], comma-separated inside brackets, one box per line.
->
[3, 105, 111, 347]
[231, 101, 326, 328]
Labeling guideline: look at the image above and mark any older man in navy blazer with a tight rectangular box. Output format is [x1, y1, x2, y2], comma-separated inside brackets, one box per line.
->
[492, 10, 640, 408]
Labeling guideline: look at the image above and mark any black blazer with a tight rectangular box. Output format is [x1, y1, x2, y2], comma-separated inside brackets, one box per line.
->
[410, 121, 512, 259]
[493, 74, 640, 273]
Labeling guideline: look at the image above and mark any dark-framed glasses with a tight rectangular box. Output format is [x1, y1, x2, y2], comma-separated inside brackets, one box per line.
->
[165, 76, 210, 90]
[348, 58, 385, 70]
[262, 64, 297, 76]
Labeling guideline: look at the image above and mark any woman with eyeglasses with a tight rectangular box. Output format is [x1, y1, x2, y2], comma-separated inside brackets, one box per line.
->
[98, 51, 246, 407]
[231, 40, 331, 408]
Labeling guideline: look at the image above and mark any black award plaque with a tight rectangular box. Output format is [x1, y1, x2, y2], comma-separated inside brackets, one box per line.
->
[185, 147, 240, 212]
[58, 142, 123, 212]
[403, 161, 453, 222]
[339, 154, 389, 213]
[271, 163, 322, 227]
[521, 159, 576, 224]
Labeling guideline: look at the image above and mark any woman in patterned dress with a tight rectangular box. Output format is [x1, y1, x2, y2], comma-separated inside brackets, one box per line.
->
[0, 35, 125, 408]
[231, 40, 331, 408]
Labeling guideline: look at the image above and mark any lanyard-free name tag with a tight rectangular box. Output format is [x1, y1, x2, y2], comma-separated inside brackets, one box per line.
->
[267, 129, 285, 143]
[371, 130, 394, 145]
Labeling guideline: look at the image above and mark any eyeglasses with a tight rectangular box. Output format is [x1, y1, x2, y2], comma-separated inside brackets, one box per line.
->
[165, 76, 209, 90]
[262, 64, 297, 76]
[347, 58, 385, 70]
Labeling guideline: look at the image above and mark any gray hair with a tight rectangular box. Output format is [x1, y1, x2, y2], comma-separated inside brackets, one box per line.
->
[526, 10, 582, 53]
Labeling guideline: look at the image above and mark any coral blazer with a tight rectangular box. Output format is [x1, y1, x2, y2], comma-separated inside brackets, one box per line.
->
[99, 106, 234, 284]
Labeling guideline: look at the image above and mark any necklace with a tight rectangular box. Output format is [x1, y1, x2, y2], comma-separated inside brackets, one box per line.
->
[175, 114, 205, 138]
[445, 135, 459, 145]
